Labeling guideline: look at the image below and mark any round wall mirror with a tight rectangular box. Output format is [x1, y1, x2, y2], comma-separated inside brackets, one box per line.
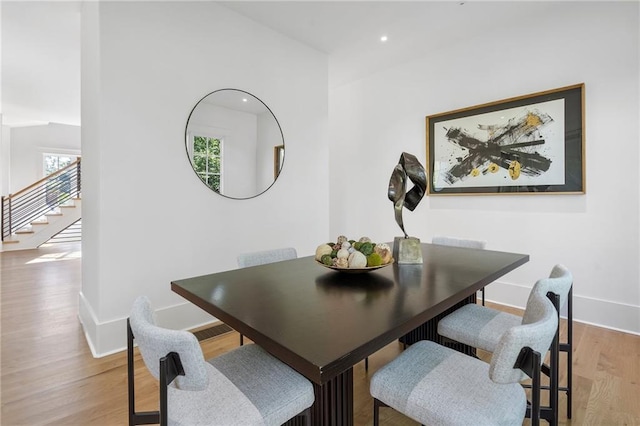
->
[185, 89, 285, 199]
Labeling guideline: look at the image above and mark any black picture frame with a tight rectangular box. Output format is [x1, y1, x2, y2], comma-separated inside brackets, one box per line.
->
[426, 83, 585, 195]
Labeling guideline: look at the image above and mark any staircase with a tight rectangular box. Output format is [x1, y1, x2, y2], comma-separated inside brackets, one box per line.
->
[1, 159, 81, 252]
[47, 219, 82, 244]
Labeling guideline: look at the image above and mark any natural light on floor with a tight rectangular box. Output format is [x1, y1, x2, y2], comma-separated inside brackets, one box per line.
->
[26, 250, 82, 264]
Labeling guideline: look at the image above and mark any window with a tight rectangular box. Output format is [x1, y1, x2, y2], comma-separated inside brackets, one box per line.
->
[42, 153, 78, 208]
[43, 153, 75, 176]
[192, 136, 222, 192]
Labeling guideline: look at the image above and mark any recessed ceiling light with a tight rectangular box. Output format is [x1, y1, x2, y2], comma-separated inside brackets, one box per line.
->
[380, 35, 388, 42]
[242, 98, 248, 102]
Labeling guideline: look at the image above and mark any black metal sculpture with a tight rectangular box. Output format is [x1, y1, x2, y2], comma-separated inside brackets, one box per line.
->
[388, 152, 427, 238]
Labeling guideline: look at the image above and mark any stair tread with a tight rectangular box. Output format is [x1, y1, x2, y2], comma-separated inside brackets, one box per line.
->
[16, 230, 34, 234]
[2, 239, 20, 244]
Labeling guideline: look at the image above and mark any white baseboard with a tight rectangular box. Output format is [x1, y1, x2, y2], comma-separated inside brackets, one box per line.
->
[486, 280, 640, 335]
[78, 292, 100, 357]
[78, 293, 219, 358]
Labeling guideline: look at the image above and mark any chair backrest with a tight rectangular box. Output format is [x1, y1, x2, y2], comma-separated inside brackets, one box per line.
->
[489, 290, 558, 384]
[547, 263, 573, 309]
[432, 236, 486, 249]
[129, 296, 208, 391]
[237, 247, 298, 268]
[522, 264, 573, 324]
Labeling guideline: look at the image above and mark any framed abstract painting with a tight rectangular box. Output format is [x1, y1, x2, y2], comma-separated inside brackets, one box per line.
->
[426, 83, 585, 195]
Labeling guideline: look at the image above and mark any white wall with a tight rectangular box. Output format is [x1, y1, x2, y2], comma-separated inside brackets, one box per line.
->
[0, 120, 10, 195]
[329, 2, 640, 333]
[80, 2, 329, 356]
[7, 123, 80, 192]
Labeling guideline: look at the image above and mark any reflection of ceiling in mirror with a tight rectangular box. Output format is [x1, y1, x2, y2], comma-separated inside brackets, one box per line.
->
[201, 90, 269, 115]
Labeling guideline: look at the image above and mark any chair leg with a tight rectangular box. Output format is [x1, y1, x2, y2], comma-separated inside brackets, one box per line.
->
[531, 351, 541, 426]
[481, 286, 485, 306]
[522, 290, 566, 424]
[546, 292, 560, 426]
[373, 398, 380, 426]
[240, 334, 244, 346]
[566, 286, 573, 419]
[159, 352, 185, 426]
[550, 321, 560, 426]
[542, 286, 574, 421]
[365, 357, 369, 372]
[521, 348, 543, 426]
[128, 319, 160, 426]
[128, 319, 136, 426]
[159, 360, 169, 426]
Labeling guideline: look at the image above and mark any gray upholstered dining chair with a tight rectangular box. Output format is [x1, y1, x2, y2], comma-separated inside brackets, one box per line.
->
[370, 290, 558, 426]
[432, 236, 488, 305]
[127, 296, 314, 426]
[438, 264, 573, 424]
[236, 247, 297, 345]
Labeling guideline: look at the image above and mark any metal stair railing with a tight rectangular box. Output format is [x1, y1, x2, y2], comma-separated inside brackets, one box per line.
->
[1, 158, 81, 241]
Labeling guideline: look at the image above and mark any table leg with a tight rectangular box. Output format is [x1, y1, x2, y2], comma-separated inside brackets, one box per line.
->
[284, 367, 354, 426]
[399, 294, 477, 356]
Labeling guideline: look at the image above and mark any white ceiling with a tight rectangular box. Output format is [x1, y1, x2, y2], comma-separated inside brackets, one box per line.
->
[220, 1, 553, 87]
[0, 1, 553, 127]
[1, 1, 81, 126]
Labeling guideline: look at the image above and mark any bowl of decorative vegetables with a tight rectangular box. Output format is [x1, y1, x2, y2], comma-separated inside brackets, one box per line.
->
[315, 235, 394, 273]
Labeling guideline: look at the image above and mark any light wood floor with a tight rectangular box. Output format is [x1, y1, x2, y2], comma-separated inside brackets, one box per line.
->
[1, 242, 639, 425]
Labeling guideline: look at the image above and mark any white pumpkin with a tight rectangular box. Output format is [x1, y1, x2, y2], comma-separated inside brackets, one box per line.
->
[336, 248, 350, 259]
[348, 251, 367, 268]
[315, 244, 333, 261]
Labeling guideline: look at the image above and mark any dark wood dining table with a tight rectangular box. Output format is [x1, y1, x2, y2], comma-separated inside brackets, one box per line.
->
[171, 243, 529, 426]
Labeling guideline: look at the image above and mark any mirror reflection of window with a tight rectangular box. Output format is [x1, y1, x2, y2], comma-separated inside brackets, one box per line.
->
[192, 136, 222, 193]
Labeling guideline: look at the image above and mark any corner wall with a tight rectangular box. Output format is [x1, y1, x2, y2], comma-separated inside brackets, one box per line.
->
[329, 2, 640, 333]
[80, 1, 329, 356]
